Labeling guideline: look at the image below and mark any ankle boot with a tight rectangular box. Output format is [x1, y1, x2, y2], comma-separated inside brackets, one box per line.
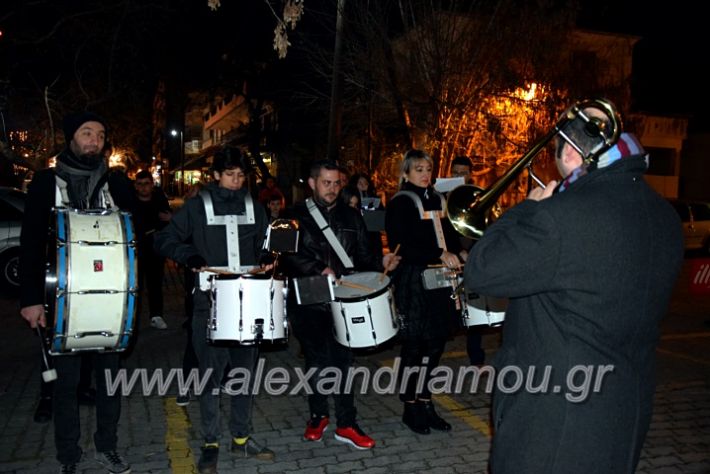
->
[421, 400, 451, 431]
[402, 402, 430, 435]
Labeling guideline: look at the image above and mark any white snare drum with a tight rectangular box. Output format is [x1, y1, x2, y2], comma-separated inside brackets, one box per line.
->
[208, 274, 288, 344]
[46, 209, 137, 354]
[462, 292, 507, 327]
[330, 272, 398, 349]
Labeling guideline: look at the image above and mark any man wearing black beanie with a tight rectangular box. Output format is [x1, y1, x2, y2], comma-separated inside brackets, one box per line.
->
[19, 111, 134, 474]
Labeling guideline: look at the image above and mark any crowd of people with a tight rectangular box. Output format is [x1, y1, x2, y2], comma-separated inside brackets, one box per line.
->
[19, 105, 684, 474]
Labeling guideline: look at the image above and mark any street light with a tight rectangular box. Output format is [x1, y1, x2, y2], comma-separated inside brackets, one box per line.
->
[170, 129, 184, 195]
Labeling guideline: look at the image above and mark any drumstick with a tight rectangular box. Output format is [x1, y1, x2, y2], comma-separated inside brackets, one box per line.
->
[337, 279, 376, 292]
[204, 267, 236, 275]
[36, 327, 57, 382]
[247, 266, 270, 275]
[379, 244, 400, 282]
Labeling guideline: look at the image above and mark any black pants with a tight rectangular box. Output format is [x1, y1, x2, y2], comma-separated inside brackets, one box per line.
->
[182, 266, 198, 373]
[290, 304, 356, 427]
[398, 336, 447, 402]
[54, 352, 122, 464]
[137, 244, 165, 317]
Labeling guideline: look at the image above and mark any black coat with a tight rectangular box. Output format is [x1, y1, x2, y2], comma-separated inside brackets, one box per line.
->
[464, 156, 684, 473]
[385, 182, 461, 341]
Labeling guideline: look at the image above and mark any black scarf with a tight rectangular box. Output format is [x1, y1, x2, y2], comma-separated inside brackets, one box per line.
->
[54, 149, 108, 209]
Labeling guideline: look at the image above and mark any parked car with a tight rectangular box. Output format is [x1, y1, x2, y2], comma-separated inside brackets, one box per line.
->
[667, 199, 710, 253]
[0, 186, 25, 290]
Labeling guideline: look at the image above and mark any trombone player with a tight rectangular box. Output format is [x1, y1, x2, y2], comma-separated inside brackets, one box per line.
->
[463, 100, 684, 473]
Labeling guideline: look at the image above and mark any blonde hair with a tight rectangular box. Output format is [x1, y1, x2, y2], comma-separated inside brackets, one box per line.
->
[399, 149, 433, 189]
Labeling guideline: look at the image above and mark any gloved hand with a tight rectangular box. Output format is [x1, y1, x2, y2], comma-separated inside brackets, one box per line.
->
[186, 254, 207, 270]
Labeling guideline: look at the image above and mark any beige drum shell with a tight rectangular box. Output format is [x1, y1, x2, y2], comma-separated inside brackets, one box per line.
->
[48, 210, 136, 354]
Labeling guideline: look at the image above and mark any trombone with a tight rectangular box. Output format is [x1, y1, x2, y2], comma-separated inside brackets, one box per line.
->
[446, 98, 622, 239]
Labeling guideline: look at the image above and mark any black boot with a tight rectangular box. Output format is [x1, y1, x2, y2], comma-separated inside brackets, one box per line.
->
[402, 402, 430, 435]
[421, 400, 451, 431]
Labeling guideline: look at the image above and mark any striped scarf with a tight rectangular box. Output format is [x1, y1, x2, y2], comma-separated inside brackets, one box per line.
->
[558, 133, 647, 193]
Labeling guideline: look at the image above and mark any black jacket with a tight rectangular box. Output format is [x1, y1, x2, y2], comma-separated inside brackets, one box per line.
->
[19, 167, 135, 308]
[153, 183, 268, 270]
[282, 199, 382, 279]
[385, 182, 461, 340]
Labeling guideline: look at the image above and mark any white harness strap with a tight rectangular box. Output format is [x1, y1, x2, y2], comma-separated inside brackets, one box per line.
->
[305, 198, 354, 269]
[54, 175, 116, 210]
[200, 189, 255, 274]
[394, 190, 448, 251]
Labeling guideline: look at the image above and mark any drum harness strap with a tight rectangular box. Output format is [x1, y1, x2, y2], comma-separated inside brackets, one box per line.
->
[199, 189, 256, 277]
[305, 198, 354, 269]
[394, 190, 461, 305]
[393, 190, 447, 250]
[55, 176, 117, 210]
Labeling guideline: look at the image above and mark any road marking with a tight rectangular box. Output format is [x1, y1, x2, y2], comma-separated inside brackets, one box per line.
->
[433, 394, 491, 439]
[656, 348, 710, 367]
[163, 397, 196, 473]
[660, 331, 710, 340]
[380, 358, 492, 438]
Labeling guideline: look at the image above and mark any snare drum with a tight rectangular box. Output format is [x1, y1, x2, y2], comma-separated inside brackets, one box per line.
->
[330, 272, 398, 349]
[208, 273, 288, 344]
[46, 209, 137, 354]
[462, 292, 507, 327]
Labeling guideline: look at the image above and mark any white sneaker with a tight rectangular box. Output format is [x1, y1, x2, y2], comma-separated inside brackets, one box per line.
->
[150, 316, 168, 329]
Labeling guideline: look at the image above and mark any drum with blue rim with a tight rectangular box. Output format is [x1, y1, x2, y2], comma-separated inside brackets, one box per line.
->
[45, 209, 137, 354]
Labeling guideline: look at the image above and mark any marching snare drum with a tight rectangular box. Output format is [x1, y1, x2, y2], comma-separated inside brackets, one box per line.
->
[330, 272, 398, 349]
[45, 209, 137, 354]
[461, 292, 507, 327]
[208, 273, 288, 344]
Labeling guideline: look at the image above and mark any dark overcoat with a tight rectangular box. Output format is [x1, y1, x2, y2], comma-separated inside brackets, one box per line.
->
[464, 156, 684, 473]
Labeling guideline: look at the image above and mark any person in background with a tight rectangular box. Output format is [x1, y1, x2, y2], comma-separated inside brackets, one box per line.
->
[385, 149, 465, 435]
[447, 155, 485, 365]
[20, 111, 134, 474]
[464, 105, 684, 472]
[154, 147, 274, 473]
[340, 185, 361, 210]
[176, 182, 203, 407]
[257, 176, 284, 207]
[132, 170, 172, 330]
[282, 159, 400, 450]
[266, 193, 284, 222]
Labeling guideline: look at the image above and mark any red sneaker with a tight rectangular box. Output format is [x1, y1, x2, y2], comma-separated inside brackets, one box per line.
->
[334, 424, 376, 450]
[303, 416, 329, 441]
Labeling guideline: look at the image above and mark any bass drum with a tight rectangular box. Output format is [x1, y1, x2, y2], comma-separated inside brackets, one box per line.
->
[45, 209, 137, 354]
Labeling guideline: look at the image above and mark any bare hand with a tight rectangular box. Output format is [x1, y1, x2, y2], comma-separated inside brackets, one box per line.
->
[158, 211, 172, 222]
[21, 304, 46, 329]
[440, 250, 461, 270]
[527, 180, 557, 201]
[458, 250, 469, 263]
[382, 253, 401, 273]
[321, 267, 336, 276]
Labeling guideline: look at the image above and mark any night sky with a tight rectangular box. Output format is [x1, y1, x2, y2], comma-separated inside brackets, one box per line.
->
[1, 1, 708, 132]
[580, 1, 708, 131]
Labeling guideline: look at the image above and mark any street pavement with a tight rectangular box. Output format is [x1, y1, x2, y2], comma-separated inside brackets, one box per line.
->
[0, 259, 708, 474]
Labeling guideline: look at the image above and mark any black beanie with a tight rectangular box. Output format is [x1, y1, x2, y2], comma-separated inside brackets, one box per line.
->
[62, 111, 108, 145]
